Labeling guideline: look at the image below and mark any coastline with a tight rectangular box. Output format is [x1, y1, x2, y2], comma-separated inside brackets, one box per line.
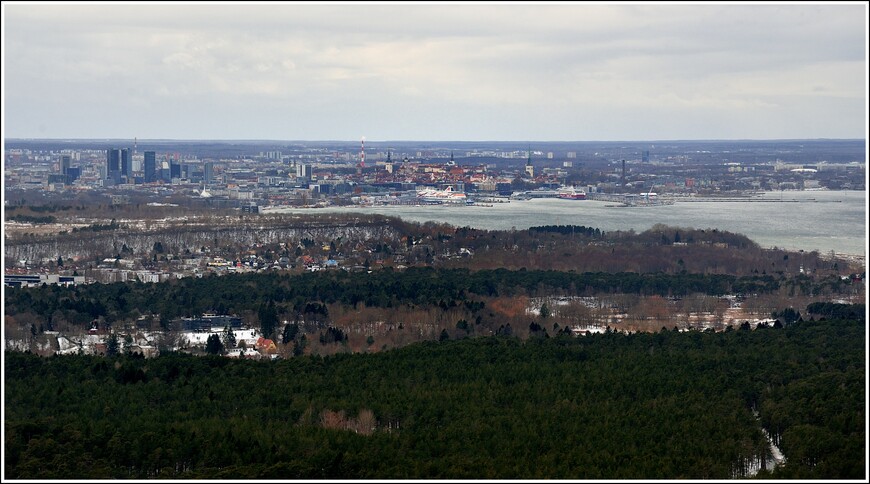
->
[262, 190, 867, 258]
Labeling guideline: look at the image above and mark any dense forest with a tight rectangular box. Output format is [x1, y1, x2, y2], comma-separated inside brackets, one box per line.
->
[4, 318, 864, 479]
[7, 266, 856, 352]
[6, 264, 862, 356]
[4, 267, 795, 323]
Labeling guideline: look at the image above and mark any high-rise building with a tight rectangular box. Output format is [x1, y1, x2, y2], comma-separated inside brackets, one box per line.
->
[121, 148, 132, 179]
[170, 162, 182, 179]
[642, 150, 650, 163]
[107, 149, 120, 173]
[59, 155, 72, 184]
[67, 167, 81, 183]
[143, 151, 156, 183]
[106, 149, 121, 184]
[203, 161, 214, 184]
[296, 163, 311, 180]
[60, 155, 71, 175]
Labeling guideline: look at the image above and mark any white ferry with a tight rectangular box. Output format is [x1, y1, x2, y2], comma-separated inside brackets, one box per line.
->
[557, 186, 587, 200]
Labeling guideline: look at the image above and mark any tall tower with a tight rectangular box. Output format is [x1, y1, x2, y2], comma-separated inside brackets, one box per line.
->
[525, 145, 534, 178]
[358, 136, 365, 175]
[385, 150, 393, 174]
[621, 159, 626, 191]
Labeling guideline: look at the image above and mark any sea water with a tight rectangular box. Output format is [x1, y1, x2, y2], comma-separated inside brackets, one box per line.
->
[269, 190, 867, 257]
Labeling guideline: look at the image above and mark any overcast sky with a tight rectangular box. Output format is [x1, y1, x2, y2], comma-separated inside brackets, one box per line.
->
[2, 2, 867, 141]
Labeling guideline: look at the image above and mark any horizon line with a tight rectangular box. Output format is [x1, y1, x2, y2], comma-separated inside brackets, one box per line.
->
[4, 137, 866, 144]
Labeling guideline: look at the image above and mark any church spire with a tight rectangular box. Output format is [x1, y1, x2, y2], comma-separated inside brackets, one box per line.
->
[524, 145, 534, 178]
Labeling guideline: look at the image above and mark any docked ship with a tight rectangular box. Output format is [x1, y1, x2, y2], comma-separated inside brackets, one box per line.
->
[416, 186, 467, 204]
[557, 186, 587, 200]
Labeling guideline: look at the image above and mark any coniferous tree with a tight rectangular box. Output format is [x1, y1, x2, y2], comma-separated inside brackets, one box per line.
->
[106, 332, 119, 356]
[259, 300, 278, 339]
[282, 323, 299, 344]
[205, 334, 224, 355]
[222, 325, 236, 349]
[293, 334, 307, 356]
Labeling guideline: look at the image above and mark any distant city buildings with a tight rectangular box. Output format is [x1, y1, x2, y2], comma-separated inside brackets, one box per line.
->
[144, 151, 157, 183]
[3, 140, 865, 212]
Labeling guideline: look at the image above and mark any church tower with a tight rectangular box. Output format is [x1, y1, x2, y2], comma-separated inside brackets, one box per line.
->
[524, 145, 534, 178]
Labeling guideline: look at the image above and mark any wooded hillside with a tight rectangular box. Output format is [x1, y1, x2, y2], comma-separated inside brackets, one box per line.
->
[5, 318, 864, 479]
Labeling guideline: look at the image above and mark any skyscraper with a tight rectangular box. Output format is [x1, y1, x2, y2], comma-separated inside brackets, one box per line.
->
[67, 167, 81, 183]
[170, 162, 181, 179]
[121, 148, 132, 179]
[107, 149, 120, 172]
[143, 151, 156, 183]
[203, 161, 213, 184]
[107, 149, 121, 184]
[58, 155, 72, 185]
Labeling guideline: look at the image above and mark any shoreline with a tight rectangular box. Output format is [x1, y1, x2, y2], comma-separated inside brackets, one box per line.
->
[262, 205, 867, 264]
[261, 190, 866, 258]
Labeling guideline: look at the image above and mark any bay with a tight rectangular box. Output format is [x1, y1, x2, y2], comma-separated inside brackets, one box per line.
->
[267, 190, 867, 257]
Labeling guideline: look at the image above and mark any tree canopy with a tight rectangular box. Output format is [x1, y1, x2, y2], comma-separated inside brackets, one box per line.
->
[4, 318, 864, 479]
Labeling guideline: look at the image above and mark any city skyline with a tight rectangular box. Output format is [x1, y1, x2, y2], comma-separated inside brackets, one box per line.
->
[2, 2, 868, 142]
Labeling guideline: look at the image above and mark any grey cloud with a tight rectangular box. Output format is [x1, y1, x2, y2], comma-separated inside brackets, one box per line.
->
[3, 3, 865, 140]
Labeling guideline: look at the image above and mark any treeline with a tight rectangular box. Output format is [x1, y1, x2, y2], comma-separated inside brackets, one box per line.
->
[443, 223, 855, 277]
[5, 203, 79, 213]
[4, 319, 864, 479]
[806, 302, 866, 321]
[4, 267, 789, 325]
[7, 214, 57, 224]
[529, 225, 603, 237]
[70, 219, 123, 233]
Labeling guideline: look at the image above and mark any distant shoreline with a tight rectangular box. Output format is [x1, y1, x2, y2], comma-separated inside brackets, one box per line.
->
[263, 189, 866, 258]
